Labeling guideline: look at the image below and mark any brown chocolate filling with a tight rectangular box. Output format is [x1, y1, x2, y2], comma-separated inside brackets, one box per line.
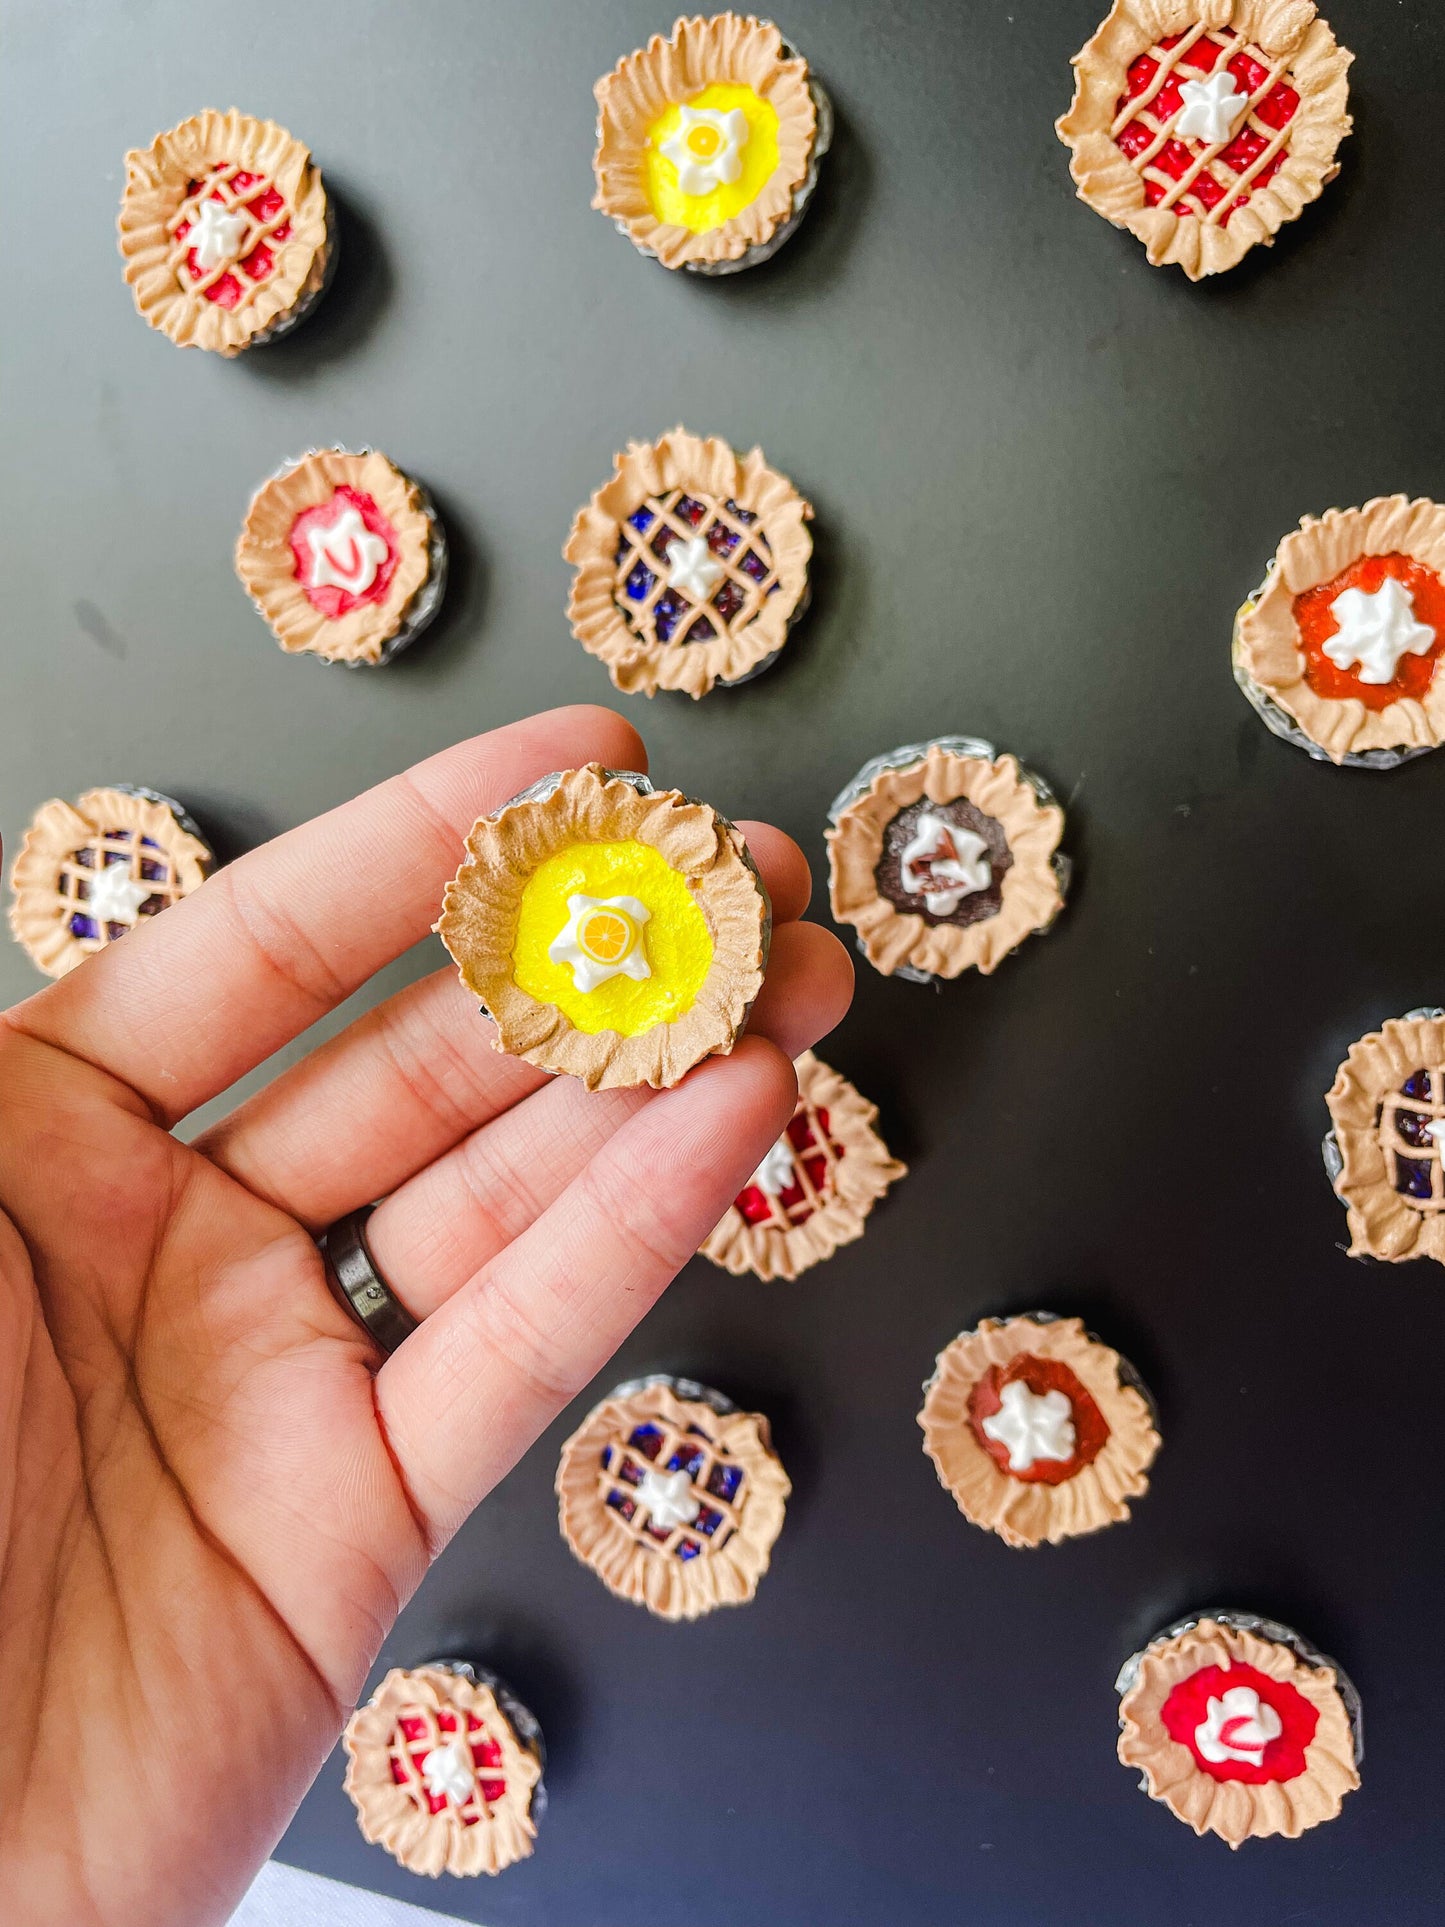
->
[874, 797, 1012, 927]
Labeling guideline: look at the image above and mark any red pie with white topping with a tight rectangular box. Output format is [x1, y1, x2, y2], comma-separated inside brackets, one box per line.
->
[701, 1051, 905, 1280]
[918, 1315, 1160, 1547]
[118, 110, 332, 354]
[236, 449, 447, 666]
[1057, 2, 1352, 279]
[1234, 497, 1445, 766]
[1117, 1615, 1362, 1844]
[343, 1661, 544, 1878]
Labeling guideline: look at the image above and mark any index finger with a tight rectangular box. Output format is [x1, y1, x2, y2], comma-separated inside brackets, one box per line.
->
[10, 705, 646, 1124]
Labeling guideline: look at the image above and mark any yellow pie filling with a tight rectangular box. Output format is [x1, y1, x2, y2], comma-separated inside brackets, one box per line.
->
[511, 838, 714, 1035]
[646, 84, 781, 233]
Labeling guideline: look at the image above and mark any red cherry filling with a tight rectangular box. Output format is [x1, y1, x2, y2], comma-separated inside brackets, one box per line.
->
[1114, 26, 1297, 225]
[734, 1104, 844, 1228]
[1293, 552, 1445, 711]
[287, 485, 402, 620]
[172, 164, 294, 307]
[1160, 1661, 1318, 1784]
[966, 1352, 1110, 1485]
[388, 1709, 507, 1826]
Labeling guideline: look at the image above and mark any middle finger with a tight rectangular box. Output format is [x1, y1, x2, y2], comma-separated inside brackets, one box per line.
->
[199, 820, 815, 1225]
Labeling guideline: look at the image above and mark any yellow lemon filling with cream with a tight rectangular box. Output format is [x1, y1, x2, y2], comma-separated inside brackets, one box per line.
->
[646, 84, 780, 234]
[512, 839, 713, 1036]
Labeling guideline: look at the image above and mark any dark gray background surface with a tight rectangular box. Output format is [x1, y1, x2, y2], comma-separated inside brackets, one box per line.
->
[3, 2, 1443, 1923]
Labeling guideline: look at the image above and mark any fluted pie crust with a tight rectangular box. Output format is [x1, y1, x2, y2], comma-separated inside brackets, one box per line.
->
[343, 1665, 541, 1878]
[1236, 496, 1445, 763]
[827, 744, 1065, 979]
[1118, 1620, 1360, 1845]
[592, 14, 817, 269]
[701, 1051, 905, 1280]
[8, 787, 211, 978]
[918, 1316, 1160, 1548]
[566, 427, 812, 699]
[556, 1381, 790, 1620]
[118, 109, 329, 354]
[1326, 1011, 1445, 1267]
[1056, 0, 1351, 280]
[235, 449, 435, 665]
[438, 765, 768, 1090]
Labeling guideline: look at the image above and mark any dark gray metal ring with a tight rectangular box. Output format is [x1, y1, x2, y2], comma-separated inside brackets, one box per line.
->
[322, 1206, 418, 1356]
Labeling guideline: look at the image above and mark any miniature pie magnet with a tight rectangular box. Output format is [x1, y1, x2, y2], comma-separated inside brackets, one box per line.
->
[701, 1051, 906, 1280]
[827, 738, 1068, 981]
[918, 1316, 1160, 1548]
[343, 1661, 544, 1877]
[118, 110, 333, 354]
[1234, 497, 1445, 767]
[1324, 1008, 1445, 1267]
[1117, 1614, 1361, 1845]
[1056, 1, 1352, 280]
[439, 765, 769, 1090]
[565, 428, 812, 698]
[236, 450, 448, 666]
[8, 786, 212, 978]
[556, 1376, 789, 1620]
[592, 14, 832, 273]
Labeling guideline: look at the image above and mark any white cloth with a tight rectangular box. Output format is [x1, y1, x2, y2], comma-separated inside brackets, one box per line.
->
[228, 1860, 472, 1927]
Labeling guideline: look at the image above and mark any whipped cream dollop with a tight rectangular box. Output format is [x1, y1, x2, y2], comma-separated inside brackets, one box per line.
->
[305, 503, 390, 598]
[980, 1380, 1076, 1472]
[419, 1739, 475, 1806]
[188, 195, 248, 270]
[1323, 577, 1435, 685]
[1194, 1685, 1282, 1767]
[638, 1465, 701, 1530]
[666, 533, 724, 603]
[900, 812, 992, 916]
[1175, 71, 1247, 145]
[659, 104, 749, 197]
[749, 1135, 796, 1196]
[86, 859, 153, 927]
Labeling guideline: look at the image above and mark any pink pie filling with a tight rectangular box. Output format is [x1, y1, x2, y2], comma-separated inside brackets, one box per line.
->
[288, 485, 401, 620]
[174, 168, 292, 309]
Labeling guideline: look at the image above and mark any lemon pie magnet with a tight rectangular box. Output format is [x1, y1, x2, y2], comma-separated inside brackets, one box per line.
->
[592, 14, 832, 273]
[439, 766, 770, 1090]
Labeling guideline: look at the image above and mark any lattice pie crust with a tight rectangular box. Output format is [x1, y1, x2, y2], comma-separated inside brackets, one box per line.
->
[1057, 1, 1351, 279]
[566, 427, 812, 698]
[556, 1380, 790, 1619]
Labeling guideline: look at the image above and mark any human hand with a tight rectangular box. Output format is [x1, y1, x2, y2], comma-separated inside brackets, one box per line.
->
[0, 705, 852, 1927]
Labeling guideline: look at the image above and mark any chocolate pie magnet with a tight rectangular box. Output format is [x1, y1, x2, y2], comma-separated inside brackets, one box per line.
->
[827, 737, 1069, 982]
